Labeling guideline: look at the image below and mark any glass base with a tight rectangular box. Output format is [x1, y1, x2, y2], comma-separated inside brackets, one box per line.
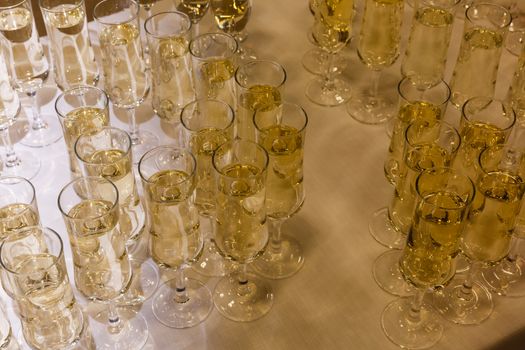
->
[93, 308, 148, 350]
[305, 76, 352, 107]
[369, 207, 405, 249]
[0, 149, 40, 180]
[252, 235, 304, 280]
[455, 253, 470, 274]
[302, 49, 347, 76]
[433, 277, 493, 325]
[373, 250, 414, 297]
[117, 259, 159, 306]
[152, 277, 212, 328]
[193, 238, 234, 277]
[213, 271, 273, 322]
[20, 114, 62, 147]
[130, 130, 159, 164]
[346, 91, 395, 125]
[381, 297, 443, 349]
[482, 257, 525, 297]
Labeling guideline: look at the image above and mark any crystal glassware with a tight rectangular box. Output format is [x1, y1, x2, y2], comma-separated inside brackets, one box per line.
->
[176, 0, 210, 37]
[212, 139, 273, 321]
[139, 146, 213, 328]
[252, 102, 307, 279]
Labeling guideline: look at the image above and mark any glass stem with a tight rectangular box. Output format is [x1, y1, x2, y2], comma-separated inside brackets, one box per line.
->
[269, 219, 284, 255]
[370, 70, 382, 100]
[406, 289, 426, 324]
[126, 108, 140, 146]
[107, 302, 123, 335]
[173, 268, 189, 304]
[459, 261, 480, 302]
[237, 264, 251, 297]
[0, 127, 20, 168]
[507, 236, 521, 263]
[28, 90, 46, 130]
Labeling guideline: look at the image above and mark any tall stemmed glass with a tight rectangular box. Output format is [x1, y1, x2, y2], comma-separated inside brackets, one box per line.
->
[252, 102, 307, 279]
[58, 176, 148, 349]
[382, 168, 475, 349]
[0, 54, 39, 179]
[176, 0, 210, 37]
[181, 99, 235, 277]
[39, 0, 99, 90]
[0, 0, 62, 147]
[305, 0, 354, 107]
[212, 139, 273, 321]
[94, 0, 158, 162]
[373, 120, 461, 297]
[346, 0, 404, 124]
[139, 146, 212, 328]
[434, 145, 525, 324]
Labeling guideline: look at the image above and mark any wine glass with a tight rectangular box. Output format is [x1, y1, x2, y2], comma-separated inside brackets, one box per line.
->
[176, 0, 211, 37]
[54, 85, 110, 179]
[180, 99, 235, 277]
[39, 0, 99, 90]
[0, 54, 40, 179]
[94, 0, 158, 162]
[373, 120, 461, 297]
[508, 45, 525, 123]
[382, 168, 475, 349]
[434, 144, 525, 324]
[252, 102, 307, 279]
[304, 0, 354, 107]
[0, 0, 62, 147]
[346, 0, 404, 124]
[139, 146, 213, 328]
[0, 226, 91, 349]
[144, 10, 195, 124]
[212, 139, 273, 321]
[58, 176, 148, 349]
[235, 59, 285, 141]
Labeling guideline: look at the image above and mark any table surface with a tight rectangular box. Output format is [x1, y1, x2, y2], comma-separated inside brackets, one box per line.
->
[3, 0, 525, 349]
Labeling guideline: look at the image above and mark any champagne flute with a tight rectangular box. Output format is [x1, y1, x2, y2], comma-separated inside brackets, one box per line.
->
[508, 44, 525, 123]
[94, 0, 158, 162]
[346, 0, 404, 124]
[212, 139, 273, 321]
[181, 99, 235, 277]
[305, 0, 354, 107]
[0, 0, 62, 147]
[176, 0, 210, 37]
[252, 102, 307, 279]
[58, 176, 149, 349]
[0, 53, 40, 179]
[139, 146, 213, 328]
[382, 168, 475, 349]
[39, 0, 99, 90]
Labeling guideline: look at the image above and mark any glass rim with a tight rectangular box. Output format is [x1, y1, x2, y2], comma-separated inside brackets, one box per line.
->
[57, 176, 120, 220]
[180, 98, 235, 132]
[189, 32, 238, 59]
[144, 10, 191, 39]
[0, 225, 64, 275]
[39, 0, 84, 12]
[55, 85, 109, 119]
[478, 144, 525, 178]
[0, 0, 29, 10]
[234, 59, 287, 90]
[465, 2, 512, 29]
[419, 0, 461, 9]
[397, 77, 451, 107]
[461, 96, 516, 131]
[138, 146, 197, 185]
[405, 119, 461, 154]
[0, 175, 36, 211]
[212, 139, 269, 178]
[253, 101, 308, 134]
[74, 126, 131, 165]
[93, 0, 139, 26]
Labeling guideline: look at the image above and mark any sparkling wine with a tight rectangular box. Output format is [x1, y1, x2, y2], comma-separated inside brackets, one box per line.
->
[211, 0, 251, 33]
[237, 84, 282, 140]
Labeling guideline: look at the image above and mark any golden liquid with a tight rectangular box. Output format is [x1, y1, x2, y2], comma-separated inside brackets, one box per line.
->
[259, 125, 304, 219]
[390, 144, 452, 234]
[211, 0, 251, 33]
[190, 128, 231, 214]
[462, 171, 524, 263]
[215, 164, 268, 263]
[99, 23, 148, 108]
[450, 28, 504, 107]
[63, 107, 109, 176]
[194, 58, 236, 106]
[66, 199, 130, 301]
[0, 7, 32, 43]
[0, 203, 39, 239]
[509, 49, 525, 123]
[401, 191, 468, 288]
[143, 170, 201, 268]
[14, 253, 83, 349]
[312, 0, 353, 52]
[177, 0, 210, 22]
[44, 4, 98, 90]
[237, 84, 282, 140]
[150, 36, 194, 122]
[401, 6, 454, 88]
[358, 0, 404, 69]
